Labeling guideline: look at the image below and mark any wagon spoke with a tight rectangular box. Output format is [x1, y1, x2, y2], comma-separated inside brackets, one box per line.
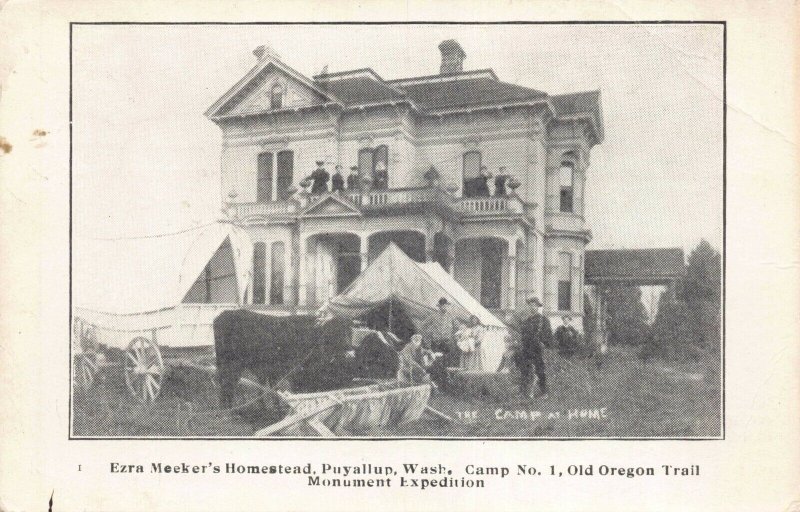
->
[126, 352, 138, 367]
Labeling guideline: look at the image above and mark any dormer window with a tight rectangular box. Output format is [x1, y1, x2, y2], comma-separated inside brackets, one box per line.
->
[270, 84, 283, 109]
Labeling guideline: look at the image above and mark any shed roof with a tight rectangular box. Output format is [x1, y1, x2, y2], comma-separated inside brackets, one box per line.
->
[585, 248, 686, 286]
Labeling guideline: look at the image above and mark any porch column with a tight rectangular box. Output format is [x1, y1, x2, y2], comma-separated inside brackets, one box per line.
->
[447, 241, 456, 273]
[507, 240, 518, 310]
[297, 236, 309, 307]
[360, 235, 369, 271]
[425, 232, 435, 263]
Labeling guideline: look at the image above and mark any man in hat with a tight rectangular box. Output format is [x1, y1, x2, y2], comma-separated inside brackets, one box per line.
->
[331, 165, 345, 193]
[308, 160, 330, 194]
[555, 315, 580, 358]
[494, 167, 509, 197]
[373, 161, 389, 190]
[515, 296, 552, 398]
[422, 297, 459, 387]
[347, 165, 361, 191]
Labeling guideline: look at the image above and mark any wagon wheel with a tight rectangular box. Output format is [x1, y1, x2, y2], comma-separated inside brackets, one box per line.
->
[73, 320, 99, 393]
[124, 336, 165, 404]
[73, 352, 98, 392]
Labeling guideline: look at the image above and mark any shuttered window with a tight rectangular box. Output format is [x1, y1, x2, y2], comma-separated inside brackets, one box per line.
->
[358, 148, 374, 184]
[276, 150, 294, 200]
[257, 152, 273, 202]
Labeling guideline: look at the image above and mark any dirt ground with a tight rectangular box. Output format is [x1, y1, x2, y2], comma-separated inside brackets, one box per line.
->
[72, 346, 721, 438]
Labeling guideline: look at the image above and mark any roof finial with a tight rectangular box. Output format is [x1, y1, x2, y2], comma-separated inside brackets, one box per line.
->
[253, 44, 281, 61]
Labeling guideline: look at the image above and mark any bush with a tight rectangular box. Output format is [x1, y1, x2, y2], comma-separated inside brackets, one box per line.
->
[641, 298, 702, 362]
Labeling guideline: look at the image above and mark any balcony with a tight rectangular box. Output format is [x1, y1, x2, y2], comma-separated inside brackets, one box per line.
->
[229, 187, 529, 223]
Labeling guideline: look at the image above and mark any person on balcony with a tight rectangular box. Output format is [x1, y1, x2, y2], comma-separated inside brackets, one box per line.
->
[494, 167, 509, 197]
[373, 161, 389, 190]
[473, 166, 492, 197]
[331, 165, 345, 193]
[308, 160, 330, 194]
[347, 166, 361, 191]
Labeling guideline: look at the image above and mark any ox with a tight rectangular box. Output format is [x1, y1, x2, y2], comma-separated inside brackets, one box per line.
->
[213, 309, 399, 409]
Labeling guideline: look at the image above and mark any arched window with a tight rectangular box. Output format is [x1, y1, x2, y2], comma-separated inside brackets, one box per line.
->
[270, 84, 283, 109]
[462, 151, 482, 197]
[559, 161, 575, 213]
[372, 145, 389, 190]
[276, 150, 294, 200]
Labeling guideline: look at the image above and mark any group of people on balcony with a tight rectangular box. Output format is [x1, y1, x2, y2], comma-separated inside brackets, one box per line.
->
[463, 166, 512, 198]
[305, 161, 388, 195]
[304, 160, 514, 199]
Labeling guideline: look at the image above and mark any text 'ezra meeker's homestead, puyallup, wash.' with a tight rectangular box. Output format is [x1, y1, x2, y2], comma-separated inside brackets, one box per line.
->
[205, 40, 604, 328]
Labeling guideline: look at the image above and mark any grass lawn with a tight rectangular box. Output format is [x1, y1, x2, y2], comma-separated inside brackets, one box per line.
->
[72, 346, 721, 438]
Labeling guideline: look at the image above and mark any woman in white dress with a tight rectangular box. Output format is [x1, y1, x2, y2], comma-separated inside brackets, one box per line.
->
[457, 315, 486, 371]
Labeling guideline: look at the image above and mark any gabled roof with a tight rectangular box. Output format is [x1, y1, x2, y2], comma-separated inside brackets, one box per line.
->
[206, 47, 603, 141]
[585, 248, 686, 285]
[301, 194, 362, 217]
[205, 55, 343, 119]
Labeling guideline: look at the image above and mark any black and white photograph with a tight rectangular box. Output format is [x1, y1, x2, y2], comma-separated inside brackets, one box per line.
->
[69, 23, 724, 439]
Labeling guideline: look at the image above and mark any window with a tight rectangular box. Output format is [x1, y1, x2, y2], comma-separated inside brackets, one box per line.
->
[372, 145, 389, 189]
[270, 242, 285, 305]
[257, 152, 273, 202]
[358, 148, 374, 184]
[558, 252, 573, 311]
[462, 151, 482, 197]
[253, 242, 267, 304]
[559, 162, 574, 213]
[276, 150, 294, 200]
[271, 84, 283, 109]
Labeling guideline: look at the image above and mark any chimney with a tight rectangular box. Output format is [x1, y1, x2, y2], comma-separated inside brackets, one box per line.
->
[438, 39, 466, 74]
[253, 44, 281, 61]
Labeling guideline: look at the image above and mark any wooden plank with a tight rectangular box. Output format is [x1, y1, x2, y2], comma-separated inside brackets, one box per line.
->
[254, 399, 338, 437]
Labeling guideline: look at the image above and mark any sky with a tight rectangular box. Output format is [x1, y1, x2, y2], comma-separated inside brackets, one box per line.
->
[71, 23, 724, 252]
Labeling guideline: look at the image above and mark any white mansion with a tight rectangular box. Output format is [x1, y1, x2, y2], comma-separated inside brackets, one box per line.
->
[206, 40, 604, 328]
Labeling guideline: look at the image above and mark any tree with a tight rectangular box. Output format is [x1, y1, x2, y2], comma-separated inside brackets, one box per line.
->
[603, 285, 650, 345]
[683, 239, 722, 304]
[682, 240, 722, 352]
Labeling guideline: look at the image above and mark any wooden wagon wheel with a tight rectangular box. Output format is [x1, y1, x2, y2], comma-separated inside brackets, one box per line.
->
[124, 336, 165, 404]
[73, 352, 98, 392]
[73, 320, 99, 393]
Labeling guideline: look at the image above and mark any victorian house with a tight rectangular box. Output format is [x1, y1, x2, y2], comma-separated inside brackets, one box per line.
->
[205, 40, 604, 328]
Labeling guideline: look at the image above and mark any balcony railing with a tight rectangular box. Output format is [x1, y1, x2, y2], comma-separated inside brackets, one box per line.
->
[342, 187, 448, 209]
[455, 195, 525, 216]
[230, 188, 527, 220]
[233, 200, 299, 219]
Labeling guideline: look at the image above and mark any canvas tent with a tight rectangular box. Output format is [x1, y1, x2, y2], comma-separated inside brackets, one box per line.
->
[73, 223, 252, 347]
[324, 243, 509, 370]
